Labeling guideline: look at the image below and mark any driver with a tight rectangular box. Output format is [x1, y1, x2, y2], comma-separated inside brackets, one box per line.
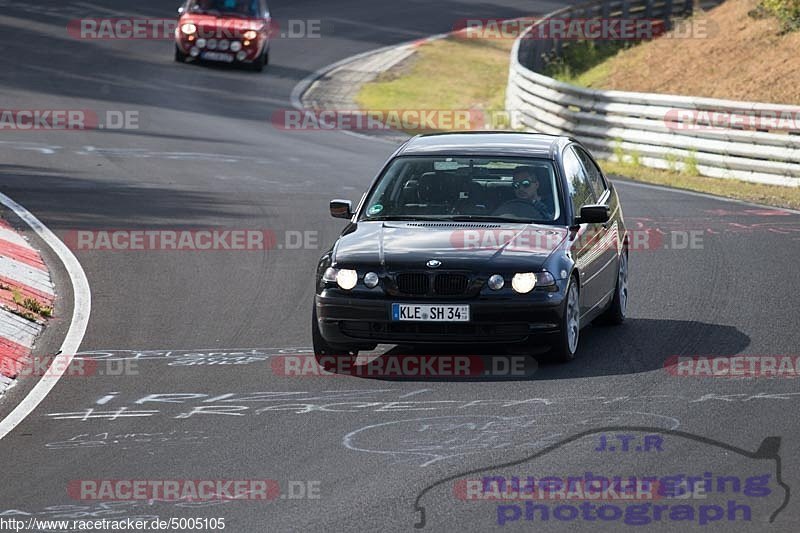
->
[493, 166, 554, 219]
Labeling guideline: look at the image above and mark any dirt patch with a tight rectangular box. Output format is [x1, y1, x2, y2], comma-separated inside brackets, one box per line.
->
[587, 0, 800, 104]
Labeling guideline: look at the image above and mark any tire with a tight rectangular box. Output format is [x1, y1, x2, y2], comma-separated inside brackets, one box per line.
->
[174, 45, 187, 63]
[551, 277, 580, 362]
[596, 249, 628, 325]
[312, 305, 357, 371]
[251, 48, 267, 72]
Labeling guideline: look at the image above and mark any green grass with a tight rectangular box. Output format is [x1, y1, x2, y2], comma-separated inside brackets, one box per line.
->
[543, 41, 627, 87]
[10, 288, 52, 320]
[356, 36, 514, 131]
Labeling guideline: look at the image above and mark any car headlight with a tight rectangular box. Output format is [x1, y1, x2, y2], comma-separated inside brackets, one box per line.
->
[323, 267, 338, 283]
[322, 267, 358, 290]
[335, 269, 358, 290]
[243, 30, 258, 40]
[181, 23, 197, 34]
[512, 273, 537, 294]
[487, 274, 504, 290]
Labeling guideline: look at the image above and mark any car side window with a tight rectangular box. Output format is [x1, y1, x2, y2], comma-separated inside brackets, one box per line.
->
[563, 147, 596, 216]
[573, 146, 607, 198]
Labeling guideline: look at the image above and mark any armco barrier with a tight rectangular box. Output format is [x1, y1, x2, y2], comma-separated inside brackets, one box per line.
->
[505, 0, 800, 187]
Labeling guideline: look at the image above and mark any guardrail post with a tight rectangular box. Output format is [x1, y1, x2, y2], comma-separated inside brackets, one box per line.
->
[663, 0, 673, 30]
[622, 0, 630, 19]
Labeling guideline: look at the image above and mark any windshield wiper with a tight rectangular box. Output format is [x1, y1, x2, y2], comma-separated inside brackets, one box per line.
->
[449, 215, 533, 223]
[364, 215, 453, 221]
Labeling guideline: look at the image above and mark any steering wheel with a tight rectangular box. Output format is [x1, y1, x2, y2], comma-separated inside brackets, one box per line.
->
[493, 198, 548, 219]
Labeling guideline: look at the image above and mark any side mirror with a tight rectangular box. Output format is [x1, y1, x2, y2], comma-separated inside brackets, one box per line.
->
[578, 204, 610, 224]
[177, 6, 185, 16]
[330, 199, 353, 219]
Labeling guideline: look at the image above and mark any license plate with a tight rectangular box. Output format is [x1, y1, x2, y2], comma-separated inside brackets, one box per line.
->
[391, 303, 470, 322]
[202, 51, 234, 63]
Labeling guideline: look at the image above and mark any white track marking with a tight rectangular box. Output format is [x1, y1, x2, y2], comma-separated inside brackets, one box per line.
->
[0, 193, 91, 440]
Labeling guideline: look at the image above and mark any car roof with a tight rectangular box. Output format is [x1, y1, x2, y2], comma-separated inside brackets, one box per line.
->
[395, 131, 571, 159]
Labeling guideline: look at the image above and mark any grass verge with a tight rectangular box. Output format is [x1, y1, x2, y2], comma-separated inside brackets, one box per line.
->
[602, 160, 800, 210]
[356, 36, 514, 130]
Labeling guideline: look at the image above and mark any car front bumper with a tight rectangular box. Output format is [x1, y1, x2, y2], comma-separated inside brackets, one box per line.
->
[315, 289, 567, 346]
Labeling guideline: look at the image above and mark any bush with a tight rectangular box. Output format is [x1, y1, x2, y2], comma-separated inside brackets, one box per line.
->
[756, 0, 800, 32]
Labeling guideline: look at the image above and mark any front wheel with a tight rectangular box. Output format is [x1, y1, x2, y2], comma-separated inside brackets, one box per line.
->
[551, 278, 580, 362]
[312, 305, 357, 370]
[251, 48, 268, 72]
[174, 45, 187, 63]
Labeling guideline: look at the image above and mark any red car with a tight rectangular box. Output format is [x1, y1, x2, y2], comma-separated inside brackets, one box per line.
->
[175, 0, 271, 71]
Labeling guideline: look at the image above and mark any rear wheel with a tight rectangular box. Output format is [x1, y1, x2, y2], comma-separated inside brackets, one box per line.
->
[551, 278, 580, 362]
[596, 250, 628, 325]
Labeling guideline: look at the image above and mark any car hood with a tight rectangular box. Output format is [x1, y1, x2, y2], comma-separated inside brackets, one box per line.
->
[333, 221, 568, 271]
[181, 14, 265, 32]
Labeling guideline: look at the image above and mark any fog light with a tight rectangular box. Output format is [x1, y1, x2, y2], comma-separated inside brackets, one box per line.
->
[189, 47, 200, 57]
[196, 38, 207, 48]
[236, 50, 247, 61]
[512, 273, 537, 294]
[487, 274, 504, 291]
[219, 39, 230, 51]
[364, 272, 379, 288]
[207, 39, 218, 50]
[230, 41, 242, 52]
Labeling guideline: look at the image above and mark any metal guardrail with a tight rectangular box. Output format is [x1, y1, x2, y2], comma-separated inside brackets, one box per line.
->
[506, 0, 800, 187]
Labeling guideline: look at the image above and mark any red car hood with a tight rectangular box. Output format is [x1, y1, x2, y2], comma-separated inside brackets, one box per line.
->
[180, 14, 265, 32]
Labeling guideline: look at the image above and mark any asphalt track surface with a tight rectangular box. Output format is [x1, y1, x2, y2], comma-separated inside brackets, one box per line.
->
[1, 0, 799, 531]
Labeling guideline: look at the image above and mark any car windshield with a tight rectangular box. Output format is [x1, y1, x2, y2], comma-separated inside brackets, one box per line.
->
[187, 0, 261, 17]
[359, 156, 562, 224]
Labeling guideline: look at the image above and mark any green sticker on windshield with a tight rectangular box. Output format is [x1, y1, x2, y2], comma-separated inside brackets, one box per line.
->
[367, 204, 384, 216]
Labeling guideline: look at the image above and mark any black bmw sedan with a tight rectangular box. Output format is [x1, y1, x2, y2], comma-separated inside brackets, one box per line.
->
[312, 132, 628, 362]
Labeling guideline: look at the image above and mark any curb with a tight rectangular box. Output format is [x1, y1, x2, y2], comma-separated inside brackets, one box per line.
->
[0, 215, 55, 395]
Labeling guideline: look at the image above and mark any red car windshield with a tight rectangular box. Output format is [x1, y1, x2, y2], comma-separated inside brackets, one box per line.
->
[187, 0, 261, 18]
